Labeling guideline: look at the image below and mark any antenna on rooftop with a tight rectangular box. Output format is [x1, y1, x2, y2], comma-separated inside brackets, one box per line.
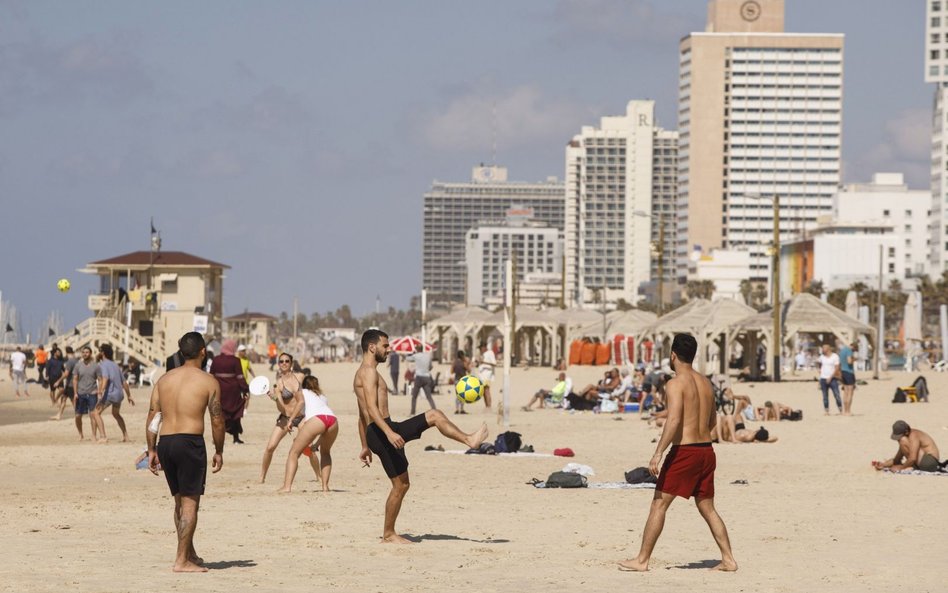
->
[491, 100, 497, 167]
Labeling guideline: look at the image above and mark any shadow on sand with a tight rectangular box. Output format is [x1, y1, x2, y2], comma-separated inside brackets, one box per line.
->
[402, 533, 510, 544]
[203, 559, 257, 570]
[668, 559, 721, 570]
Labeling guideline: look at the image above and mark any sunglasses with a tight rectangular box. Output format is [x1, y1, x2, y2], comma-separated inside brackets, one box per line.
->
[278, 359, 291, 364]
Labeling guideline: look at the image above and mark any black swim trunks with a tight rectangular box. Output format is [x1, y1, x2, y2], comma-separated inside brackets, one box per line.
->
[156, 434, 207, 496]
[365, 414, 431, 478]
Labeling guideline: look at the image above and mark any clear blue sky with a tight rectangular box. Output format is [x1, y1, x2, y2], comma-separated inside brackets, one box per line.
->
[0, 0, 928, 338]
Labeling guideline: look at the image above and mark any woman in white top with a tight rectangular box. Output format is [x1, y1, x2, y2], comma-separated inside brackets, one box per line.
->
[278, 375, 338, 493]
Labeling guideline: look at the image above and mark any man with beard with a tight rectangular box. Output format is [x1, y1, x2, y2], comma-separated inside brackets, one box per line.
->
[353, 329, 488, 543]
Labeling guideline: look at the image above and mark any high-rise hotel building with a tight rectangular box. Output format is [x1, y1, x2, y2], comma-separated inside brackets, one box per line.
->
[422, 166, 564, 305]
[926, 0, 948, 272]
[564, 100, 676, 306]
[677, 0, 843, 282]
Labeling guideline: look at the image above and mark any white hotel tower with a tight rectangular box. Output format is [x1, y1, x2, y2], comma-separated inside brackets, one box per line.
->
[677, 0, 843, 283]
[926, 0, 948, 273]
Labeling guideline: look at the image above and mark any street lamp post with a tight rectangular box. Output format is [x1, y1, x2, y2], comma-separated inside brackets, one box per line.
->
[633, 210, 664, 315]
[744, 194, 781, 382]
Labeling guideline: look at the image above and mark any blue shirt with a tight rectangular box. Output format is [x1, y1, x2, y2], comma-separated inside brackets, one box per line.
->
[839, 346, 854, 374]
[96, 360, 126, 402]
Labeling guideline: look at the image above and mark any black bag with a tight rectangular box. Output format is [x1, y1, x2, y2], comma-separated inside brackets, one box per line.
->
[789, 410, 803, 421]
[892, 388, 907, 403]
[624, 467, 657, 485]
[494, 431, 522, 453]
[544, 471, 587, 488]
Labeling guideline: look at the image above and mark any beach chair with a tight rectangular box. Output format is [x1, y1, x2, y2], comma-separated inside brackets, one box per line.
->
[139, 367, 159, 387]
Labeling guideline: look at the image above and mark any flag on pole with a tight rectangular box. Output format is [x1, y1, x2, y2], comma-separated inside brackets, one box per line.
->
[4, 323, 12, 332]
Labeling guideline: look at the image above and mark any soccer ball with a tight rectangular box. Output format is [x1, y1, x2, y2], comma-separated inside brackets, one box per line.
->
[455, 374, 483, 404]
[57, 278, 71, 293]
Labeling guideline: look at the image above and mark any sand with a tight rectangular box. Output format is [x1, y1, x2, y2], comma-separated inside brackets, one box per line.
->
[1, 362, 946, 593]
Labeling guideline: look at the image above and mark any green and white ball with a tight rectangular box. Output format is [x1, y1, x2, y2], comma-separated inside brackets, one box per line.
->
[455, 374, 484, 404]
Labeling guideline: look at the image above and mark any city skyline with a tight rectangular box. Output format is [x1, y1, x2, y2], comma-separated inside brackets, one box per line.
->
[0, 0, 928, 336]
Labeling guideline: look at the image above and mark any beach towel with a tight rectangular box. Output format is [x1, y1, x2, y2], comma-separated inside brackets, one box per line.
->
[433, 449, 555, 458]
[882, 468, 948, 476]
[531, 480, 655, 489]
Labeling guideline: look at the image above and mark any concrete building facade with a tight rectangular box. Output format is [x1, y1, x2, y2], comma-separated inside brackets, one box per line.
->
[422, 166, 564, 305]
[465, 209, 564, 307]
[834, 173, 930, 280]
[925, 0, 948, 272]
[564, 100, 669, 306]
[677, 0, 843, 281]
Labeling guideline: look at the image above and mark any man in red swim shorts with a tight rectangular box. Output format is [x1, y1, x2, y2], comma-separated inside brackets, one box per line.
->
[619, 333, 737, 572]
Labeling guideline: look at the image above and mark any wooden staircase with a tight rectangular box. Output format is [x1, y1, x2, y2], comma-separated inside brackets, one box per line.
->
[49, 316, 166, 366]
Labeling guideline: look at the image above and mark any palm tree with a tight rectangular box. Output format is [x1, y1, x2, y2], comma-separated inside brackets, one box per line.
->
[802, 279, 825, 296]
[685, 280, 715, 300]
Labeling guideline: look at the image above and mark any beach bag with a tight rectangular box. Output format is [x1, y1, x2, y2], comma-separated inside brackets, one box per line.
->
[545, 471, 587, 488]
[789, 410, 803, 421]
[599, 398, 619, 413]
[494, 431, 522, 453]
[624, 467, 657, 485]
[892, 388, 907, 403]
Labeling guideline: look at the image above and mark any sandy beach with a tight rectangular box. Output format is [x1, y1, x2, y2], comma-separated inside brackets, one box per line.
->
[1, 362, 946, 593]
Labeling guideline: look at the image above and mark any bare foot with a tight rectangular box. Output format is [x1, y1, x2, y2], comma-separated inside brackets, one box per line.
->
[120, 436, 130, 443]
[78, 436, 85, 441]
[710, 559, 738, 572]
[618, 558, 649, 572]
[276, 487, 291, 493]
[97, 438, 108, 444]
[49, 416, 61, 421]
[172, 561, 208, 573]
[381, 533, 413, 544]
[259, 478, 266, 484]
[188, 554, 204, 565]
[465, 423, 489, 449]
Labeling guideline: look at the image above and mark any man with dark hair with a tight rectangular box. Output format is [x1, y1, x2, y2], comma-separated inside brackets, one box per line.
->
[619, 333, 737, 572]
[147, 331, 224, 572]
[407, 342, 436, 415]
[91, 343, 134, 442]
[873, 421, 941, 472]
[353, 329, 488, 543]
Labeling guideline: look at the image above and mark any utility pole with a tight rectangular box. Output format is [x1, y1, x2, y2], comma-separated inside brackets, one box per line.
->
[874, 244, 883, 380]
[772, 196, 781, 382]
[657, 212, 665, 316]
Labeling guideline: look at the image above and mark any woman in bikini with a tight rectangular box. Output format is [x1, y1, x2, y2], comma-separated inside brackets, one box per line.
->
[259, 352, 306, 483]
[277, 374, 339, 493]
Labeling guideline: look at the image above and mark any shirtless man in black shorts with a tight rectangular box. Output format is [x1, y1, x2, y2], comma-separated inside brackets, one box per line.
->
[354, 329, 488, 543]
[146, 332, 224, 572]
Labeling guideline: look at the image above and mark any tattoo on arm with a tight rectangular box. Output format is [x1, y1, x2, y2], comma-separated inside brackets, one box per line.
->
[209, 392, 222, 417]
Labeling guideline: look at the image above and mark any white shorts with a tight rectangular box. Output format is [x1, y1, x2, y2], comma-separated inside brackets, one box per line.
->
[478, 369, 494, 386]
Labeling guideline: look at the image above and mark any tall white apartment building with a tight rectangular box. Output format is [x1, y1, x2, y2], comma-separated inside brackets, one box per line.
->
[834, 173, 930, 279]
[464, 210, 564, 307]
[677, 0, 843, 284]
[422, 166, 564, 305]
[564, 100, 669, 306]
[925, 0, 948, 272]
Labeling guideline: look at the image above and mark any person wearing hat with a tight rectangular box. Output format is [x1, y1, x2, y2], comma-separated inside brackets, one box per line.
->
[236, 344, 255, 383]
[873, 421, 941, 472]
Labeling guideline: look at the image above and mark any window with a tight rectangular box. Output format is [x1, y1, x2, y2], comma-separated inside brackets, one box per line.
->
[905, 224, 912, 232]
[933, 50, 941, 60]
[931, 17, 940, 27]
[883, 209, 890, 217]
[888, 263, 896, 273]
[906, 239, 912, 247]
[888, 247, 896, 257]
[905, 209, 912, 217]
[935, 1, 942, 11]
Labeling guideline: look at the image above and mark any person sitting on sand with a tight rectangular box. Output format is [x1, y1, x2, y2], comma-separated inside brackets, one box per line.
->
[575, 369, 620, 402]
[523, 372, 572, 410]
[714, 414, 778, 443]
[872, 420, 941, 472]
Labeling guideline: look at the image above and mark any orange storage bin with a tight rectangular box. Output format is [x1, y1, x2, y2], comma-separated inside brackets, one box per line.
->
[580, 342, 597, 365]
[568, 340, 584, 365]
[613, 334, 625, 365]
[595, 343, 611, 365]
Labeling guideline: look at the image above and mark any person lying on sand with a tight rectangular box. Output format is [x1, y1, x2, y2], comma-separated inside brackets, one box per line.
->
[713, 414, 778, 443]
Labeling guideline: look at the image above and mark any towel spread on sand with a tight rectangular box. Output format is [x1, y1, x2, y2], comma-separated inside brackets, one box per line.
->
[435, 449, 555, 458]
[531, 481, 655, 489]
[882, 468, 948, 477]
